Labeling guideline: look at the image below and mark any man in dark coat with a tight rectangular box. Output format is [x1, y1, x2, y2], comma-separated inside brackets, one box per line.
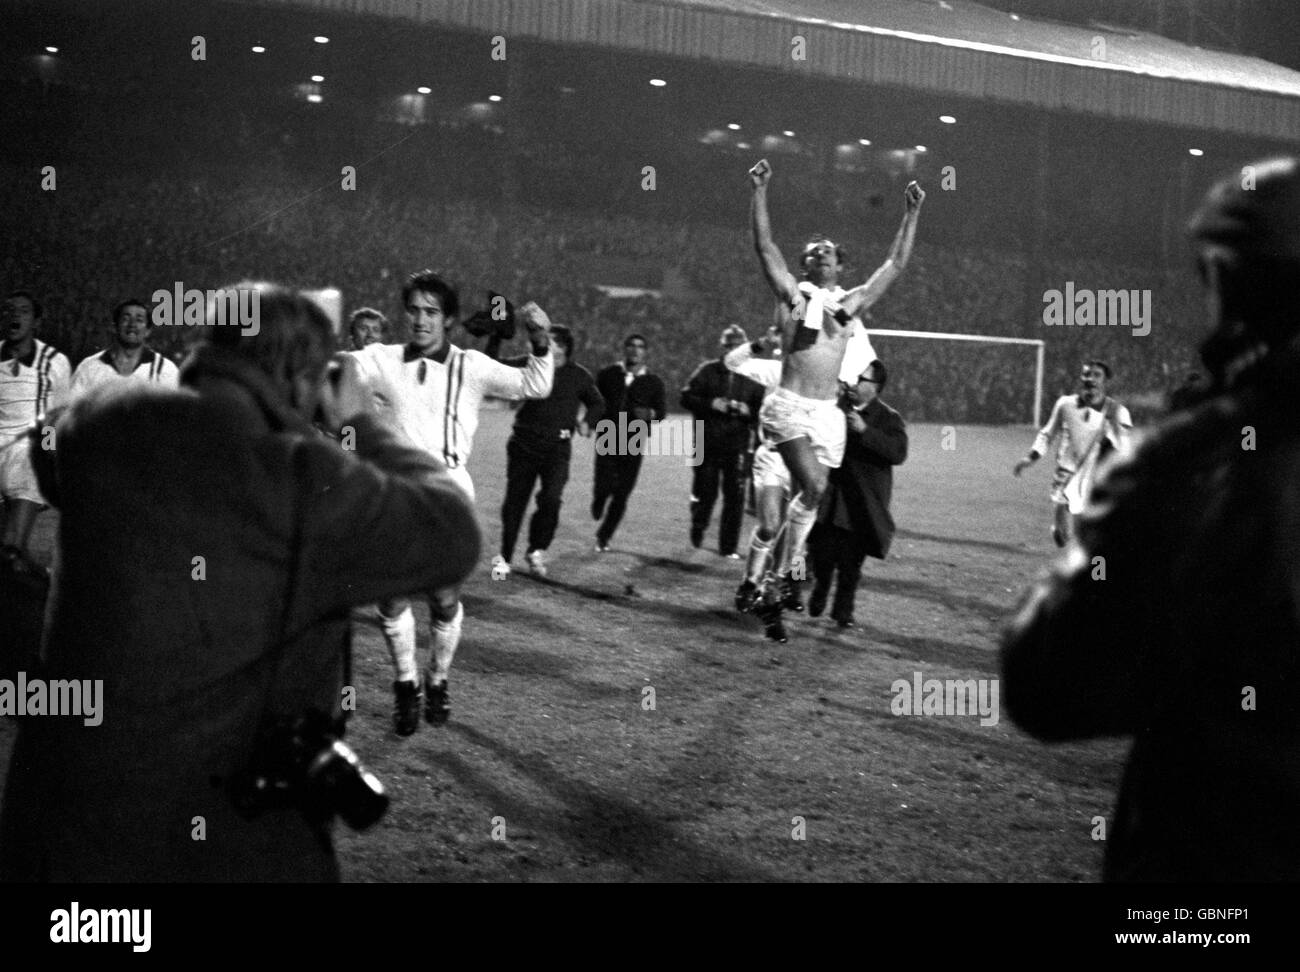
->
[591, 333, 666, 551]
[497, 324, 604, 577]
[680, 325, 765, 557]
[807, 359, 908, 627]
[1001, 156, 1300, 881]
[0, 283, 480, 882]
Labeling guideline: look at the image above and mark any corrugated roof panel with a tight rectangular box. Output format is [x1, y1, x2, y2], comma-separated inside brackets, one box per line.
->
[247, 0, 1300, 139]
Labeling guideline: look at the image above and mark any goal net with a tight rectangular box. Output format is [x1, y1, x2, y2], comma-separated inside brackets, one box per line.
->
[865, 329, 1045, 427]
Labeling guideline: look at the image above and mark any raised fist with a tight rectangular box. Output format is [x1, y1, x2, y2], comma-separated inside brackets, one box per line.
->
[905, 181, 926, 212]
[749, 159, 773, 189]
[517, 301, 551, 337]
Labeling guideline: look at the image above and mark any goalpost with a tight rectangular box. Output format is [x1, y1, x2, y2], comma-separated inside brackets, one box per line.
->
[866, 329, 1046, 427]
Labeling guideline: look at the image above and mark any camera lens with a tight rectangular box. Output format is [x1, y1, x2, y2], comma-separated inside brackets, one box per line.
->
[304, 740, 390, 831]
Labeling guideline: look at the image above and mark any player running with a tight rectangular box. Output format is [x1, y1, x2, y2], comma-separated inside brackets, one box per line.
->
[69, 298, 179, 398]
[349, 271, 554, 734]
[1, 290, 70, 573]
[1013, 360, 1132, 547]
[740, 159, 924, 641]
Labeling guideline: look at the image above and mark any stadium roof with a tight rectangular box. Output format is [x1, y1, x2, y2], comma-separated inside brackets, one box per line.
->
[251, 0, 1300, 141]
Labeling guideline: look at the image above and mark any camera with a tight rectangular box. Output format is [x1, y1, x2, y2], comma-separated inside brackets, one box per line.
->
[229, 710, 389, 831]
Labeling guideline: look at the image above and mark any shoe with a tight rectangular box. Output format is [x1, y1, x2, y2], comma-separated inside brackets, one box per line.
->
[808, 586, 828, 618]
[734, 579, 759, 613]
[393, 680, 421, 736]
[690, 525, 704, 548]
[778, 573, 804, 613]
[525, 549, 547, 577]
[595, 537, 610, 553]
[490, 555, 512, 580]
[832, 615, 857, 630]
[423, 672, 450, 725]
[756, 602, 788, 643]
[723, 552, 740, 560]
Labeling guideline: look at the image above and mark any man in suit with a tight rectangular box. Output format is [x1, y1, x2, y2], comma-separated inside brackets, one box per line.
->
[591, 333, 666, 551]
[807, 359, 908, 628]
[680, 325, 766, 557]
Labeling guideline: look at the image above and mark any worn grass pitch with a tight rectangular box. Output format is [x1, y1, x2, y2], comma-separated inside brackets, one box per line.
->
[2, 411, 1126, 882]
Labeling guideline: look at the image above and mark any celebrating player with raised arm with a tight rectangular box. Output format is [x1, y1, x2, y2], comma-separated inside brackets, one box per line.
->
[740, 158, 923, 641]
[349, 271, 554, 734]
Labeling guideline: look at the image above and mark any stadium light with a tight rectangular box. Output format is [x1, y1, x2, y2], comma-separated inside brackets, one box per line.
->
[311, 75, 324, 82]
[915, 145, 928, 152]
[417, 86, 431, 94]
[251, 46, 265, 53]
[783, 130, 795, 137]
[313, 36, 329, 44]
[488, 94, 502, 102]
[649, 78, 667, 87]
[727, 123, 741, 131]
[939, 115, 956, 124]
[45, 46, 59, 54]
[1188, 148, 1204, 157]
[736, 142, 751, 150]
[858, 138, 872, 146]
[307, 93, 323, 103]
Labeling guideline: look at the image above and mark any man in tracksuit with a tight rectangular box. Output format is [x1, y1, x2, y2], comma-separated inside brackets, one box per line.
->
[680, 325, 765, 557]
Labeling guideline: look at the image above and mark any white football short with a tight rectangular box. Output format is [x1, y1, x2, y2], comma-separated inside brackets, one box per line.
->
[751, 442, 792, 494]
[759, 386, 845, 469]
[0, 434, 47, 505]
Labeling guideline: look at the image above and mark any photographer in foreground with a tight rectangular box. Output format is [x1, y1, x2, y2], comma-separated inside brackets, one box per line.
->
[1002, 157, 1300, 881]
[0, 283, 480, 882]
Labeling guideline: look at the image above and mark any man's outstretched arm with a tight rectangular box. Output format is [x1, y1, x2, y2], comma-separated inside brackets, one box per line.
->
[841, 181, 925, 318]
[749, 159, 799, 305]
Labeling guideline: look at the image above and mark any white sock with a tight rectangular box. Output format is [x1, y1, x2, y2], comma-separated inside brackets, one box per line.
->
[380, 606, 418, 683]
[784, 499, 817, 577]
[745, 529, 772, 585]
[430, 601, 465, 684]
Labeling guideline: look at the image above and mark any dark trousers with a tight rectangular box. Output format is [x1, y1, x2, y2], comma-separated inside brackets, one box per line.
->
[500, 433, 571, 560]
[592, 453, 643, 545]
[808, 521, 869, 622]
[690, 448, 747, 555]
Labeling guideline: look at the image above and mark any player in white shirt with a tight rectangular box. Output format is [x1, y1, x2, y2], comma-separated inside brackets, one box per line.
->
[1014, 359, 1133, 547]
[349, 271, 554, 734]
[69, 299, 179, 399]
[347, 307, 388, 350]
[745, 159, 923, 641]
[1, 291, 71, 570]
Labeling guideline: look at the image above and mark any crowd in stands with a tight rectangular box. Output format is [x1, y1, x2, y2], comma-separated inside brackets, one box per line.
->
[1, 159, 1208, 425]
